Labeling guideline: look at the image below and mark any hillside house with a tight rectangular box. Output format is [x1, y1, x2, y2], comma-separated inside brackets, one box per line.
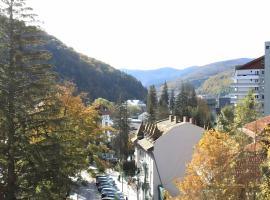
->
[131, 116, 204, 199]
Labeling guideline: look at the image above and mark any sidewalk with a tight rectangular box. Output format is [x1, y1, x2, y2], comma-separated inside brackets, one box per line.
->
[109, 169, 137, 200]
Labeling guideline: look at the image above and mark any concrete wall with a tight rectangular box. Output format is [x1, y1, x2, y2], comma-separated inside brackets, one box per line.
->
[265, 41, 270, 115]
[153, 123, 204, 197]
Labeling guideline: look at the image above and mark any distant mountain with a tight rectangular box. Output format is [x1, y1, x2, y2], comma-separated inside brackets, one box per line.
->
[124, 58, 252, 96]
[123, 66, 198, 86]
[42, 34, 147, 102]
[167, 58, 252, 92]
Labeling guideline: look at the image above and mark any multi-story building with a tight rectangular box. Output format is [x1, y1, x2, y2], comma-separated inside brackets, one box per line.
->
[131, 116, 204, 199]
[231, 56, 265, 111]
[231, 42, 270, 116]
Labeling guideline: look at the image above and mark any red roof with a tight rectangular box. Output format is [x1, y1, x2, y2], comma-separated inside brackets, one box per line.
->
[244, 115, 270, 134]
[236, 56, 264, 70]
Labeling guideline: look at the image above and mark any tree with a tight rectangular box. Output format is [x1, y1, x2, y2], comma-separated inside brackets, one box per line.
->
[0, 1, 63, 198]
[158, 82, 170, 120]
[174, 130, 240, 200]
[169, 89, 175, 114]
[147, 85, 158, 122]
[191, 98, 212, 128]
[112, 99, 130, 161]
[0, 1, 105, 198]
[175, 82, 197, 119]
[234, 91, 260, 128]
[216, 105, 235, 133]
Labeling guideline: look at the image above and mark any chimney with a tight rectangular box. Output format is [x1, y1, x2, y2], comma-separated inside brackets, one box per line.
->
[175, 116, 179, 123]
[169, 115, 174, 122]
[183, 116, 187, 122]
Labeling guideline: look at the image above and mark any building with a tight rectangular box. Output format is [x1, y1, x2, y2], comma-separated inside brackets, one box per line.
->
[231, 56, 265, 107]
[231, 42, 270, 116]
[131, 116, 204, 199]
[240, 115, 270, 143]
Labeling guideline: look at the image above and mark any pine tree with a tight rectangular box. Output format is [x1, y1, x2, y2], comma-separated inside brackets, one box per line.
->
[175, 83, 189, 118]
[169, 89, 175, 114]
[157, 82, 169, 120]
[112, 98, 130, 161]
[146, 85, 158, 122]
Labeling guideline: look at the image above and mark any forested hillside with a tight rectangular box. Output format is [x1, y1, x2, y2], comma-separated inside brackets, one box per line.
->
[197, 70, 234, 96]
[42, 34, 147, 102]
[167, 58, 252, 92]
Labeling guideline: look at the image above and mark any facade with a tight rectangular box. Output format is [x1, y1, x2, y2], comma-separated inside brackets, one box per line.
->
[265, 42, 270, 115]
[231, 56, 265, 108]
[132, 116, 204, 199]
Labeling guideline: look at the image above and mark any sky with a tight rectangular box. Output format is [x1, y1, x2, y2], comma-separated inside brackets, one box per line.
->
[27, 0, 270, 70]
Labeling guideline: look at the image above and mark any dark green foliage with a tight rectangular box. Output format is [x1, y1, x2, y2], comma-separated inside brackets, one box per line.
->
[0, 1, 64, 198]
[122, 160, 136, 177]
[169, 89, 175, 114]
[112, 100, 129, 161]
[42, 34, 147, 102]
[157, 82, 170, 120]
[175, 82, 211, 127]
[175, 82, 196, 118]
[147, 85, 158, 122]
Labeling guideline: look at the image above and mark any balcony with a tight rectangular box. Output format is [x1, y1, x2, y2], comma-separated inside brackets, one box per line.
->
[235, 74, 260, 80]
[231, 82, 261, 87]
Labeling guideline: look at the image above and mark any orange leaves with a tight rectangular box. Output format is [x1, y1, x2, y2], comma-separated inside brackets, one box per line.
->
[174, 130, 239, 200]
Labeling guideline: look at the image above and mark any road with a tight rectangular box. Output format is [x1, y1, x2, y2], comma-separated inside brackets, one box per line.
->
[69, 171, 101, 200]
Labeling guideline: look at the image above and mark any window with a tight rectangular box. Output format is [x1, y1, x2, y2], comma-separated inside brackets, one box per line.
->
[262, 95, 265, 99]
[255, 71, 259, 75]
[266, 46, 270, 49]
[250, 79, 252, 81]
[262, 70, 265, 74]
[255, 95, 259, 99]
[255, 79, 259, 82]
[255, 87, 259, 91]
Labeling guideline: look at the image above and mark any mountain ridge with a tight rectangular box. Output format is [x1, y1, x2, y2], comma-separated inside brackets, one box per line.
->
[42, 33, 147, 102]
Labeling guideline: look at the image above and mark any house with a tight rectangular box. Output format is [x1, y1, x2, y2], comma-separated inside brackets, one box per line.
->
[240, 115, 270, 143]
[234, 116, 270, 188]
[131, 115, 204, 199]
[231, 42, 270, 116]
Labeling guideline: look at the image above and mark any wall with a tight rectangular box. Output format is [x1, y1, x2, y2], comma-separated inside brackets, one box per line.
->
[265, 41, 270, 115]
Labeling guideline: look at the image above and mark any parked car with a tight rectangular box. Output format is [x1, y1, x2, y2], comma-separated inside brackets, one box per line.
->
[98, 183, 115, 192]
[101, 197, 115, 200]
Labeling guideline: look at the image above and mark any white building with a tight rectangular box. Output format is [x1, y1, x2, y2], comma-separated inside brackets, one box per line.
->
[231, 42, 270, 116]
[231, 56, 265, 110]
[132, 116, 204, 199]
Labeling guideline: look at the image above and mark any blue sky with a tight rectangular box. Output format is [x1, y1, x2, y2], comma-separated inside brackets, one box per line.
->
[28, 0, 270, 70]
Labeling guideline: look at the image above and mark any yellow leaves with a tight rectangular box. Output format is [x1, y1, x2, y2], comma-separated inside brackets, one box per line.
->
[173, 130, 239, 200]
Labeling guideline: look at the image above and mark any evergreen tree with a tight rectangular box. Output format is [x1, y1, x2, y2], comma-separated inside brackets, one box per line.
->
[169, 89, 175, 114]
[158, 82, 169, 120]
[0, 2, 106, 198]
[175, 83, 189, 118]
[0, 1, 63, 198]
[147, 85, 157, 122]
[112, 99, 130, 161]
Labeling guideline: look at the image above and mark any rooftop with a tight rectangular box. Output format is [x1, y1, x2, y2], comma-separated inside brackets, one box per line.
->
[236, 56, 264, 70]
[132, 115, 196, 151]
[243, 115, 270, 135]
